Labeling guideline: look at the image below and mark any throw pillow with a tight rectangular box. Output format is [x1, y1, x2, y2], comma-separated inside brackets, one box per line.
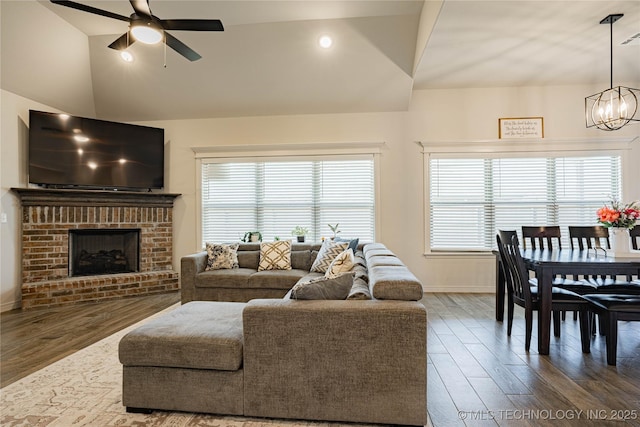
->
[335, 237, 359, 252]
[290, 272, 354, 300]
[205, 243, 239, 271]
[325, 248, 355, 279]
[258, 240, 292, 271]
[310, 240, 349, 273]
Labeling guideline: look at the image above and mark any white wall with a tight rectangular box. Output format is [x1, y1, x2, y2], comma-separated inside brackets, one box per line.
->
[2, 83, 639, 310]
[132, 85, 638, 297]
[0, 1, 95, 117]
[408, 86, 640, 292]
[0, 91, 67, 311]
[1, 0, 96, 311]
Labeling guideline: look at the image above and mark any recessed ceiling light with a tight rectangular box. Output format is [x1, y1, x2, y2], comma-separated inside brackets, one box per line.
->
[120, 51, 134, 62]
[319, 35, 333, 49]
[88, 161, 98, 170]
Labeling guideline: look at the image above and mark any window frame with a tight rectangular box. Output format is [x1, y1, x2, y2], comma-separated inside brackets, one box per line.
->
[193, 142, 383, 251]
[421, 137, 635, 255]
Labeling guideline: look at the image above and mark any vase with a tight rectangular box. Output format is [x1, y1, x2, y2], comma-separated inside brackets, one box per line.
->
[608, 227, 636, 257]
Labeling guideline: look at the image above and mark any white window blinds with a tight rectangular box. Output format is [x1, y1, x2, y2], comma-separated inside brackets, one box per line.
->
[201, 157, 375, 245]
[429, 154, 622, 251]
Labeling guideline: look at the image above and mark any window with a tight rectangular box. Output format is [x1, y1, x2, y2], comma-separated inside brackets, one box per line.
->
[428, 154, 622, 251]
[201, 156, 375, 245]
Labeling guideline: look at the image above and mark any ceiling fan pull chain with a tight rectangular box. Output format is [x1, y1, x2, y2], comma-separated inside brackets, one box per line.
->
[163, 36, 167, 68]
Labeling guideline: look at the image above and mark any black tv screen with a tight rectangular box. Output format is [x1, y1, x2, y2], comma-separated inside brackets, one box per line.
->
[28, 110, 164, 190]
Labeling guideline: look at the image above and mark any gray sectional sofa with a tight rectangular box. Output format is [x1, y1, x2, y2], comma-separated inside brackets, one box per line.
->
[181, 242, 372, 303]
[120, 242, 427, 425]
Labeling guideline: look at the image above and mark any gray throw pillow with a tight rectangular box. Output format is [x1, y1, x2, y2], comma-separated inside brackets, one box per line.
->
[336, 237, 359, 252]
[290, 272, 354, 300]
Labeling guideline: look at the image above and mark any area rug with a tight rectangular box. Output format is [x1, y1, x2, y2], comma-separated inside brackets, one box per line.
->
[0, 305, 380, 427]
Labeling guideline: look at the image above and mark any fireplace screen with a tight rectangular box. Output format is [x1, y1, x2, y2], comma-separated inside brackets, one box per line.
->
[69, 229, 140, 277]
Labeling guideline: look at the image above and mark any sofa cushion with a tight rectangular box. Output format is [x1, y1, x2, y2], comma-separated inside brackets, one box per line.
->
[205, 243, 239, 270]
[258, 241, 292, 271]
[347, 277, 372, 300]
[195, 268, 254, 288]
[369, 265, 423, 301]
[119, 301, 244, 371]
[325, 249, 354, 279]
[291, 250, 313, 270]
[367, 255, 404, 268]
[290, 272, 354, 300]
[237, 250, 260, 269]
[248, 269, 308, 289]
[365, 248, 396, 258]
[310, 240, 349, 273]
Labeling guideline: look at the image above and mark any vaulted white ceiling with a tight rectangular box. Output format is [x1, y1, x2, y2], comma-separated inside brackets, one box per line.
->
[6, 1, 640, 121]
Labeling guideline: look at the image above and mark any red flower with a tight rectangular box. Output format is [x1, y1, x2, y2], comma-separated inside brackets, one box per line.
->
[597, 200, 640, 229]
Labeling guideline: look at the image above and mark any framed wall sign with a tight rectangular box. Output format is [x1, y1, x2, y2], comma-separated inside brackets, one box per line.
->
[498, 117, 544, 139]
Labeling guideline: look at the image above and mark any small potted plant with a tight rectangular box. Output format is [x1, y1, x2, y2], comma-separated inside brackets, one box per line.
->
[242, 231, 262, 243]
[328, 223, 341, 240]
[291, 226, 309, 242]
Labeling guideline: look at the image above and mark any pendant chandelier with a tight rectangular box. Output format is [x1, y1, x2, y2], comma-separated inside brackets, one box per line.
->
[585, 14, 640, 131]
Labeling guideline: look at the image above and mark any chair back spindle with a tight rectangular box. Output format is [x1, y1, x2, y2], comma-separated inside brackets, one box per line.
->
[521, 226, 562, 250]
[568, 226, 610, 251]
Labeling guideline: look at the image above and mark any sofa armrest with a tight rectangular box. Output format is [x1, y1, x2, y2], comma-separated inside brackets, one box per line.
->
[242, 299, 427, 426]
[180, 251, 207, 303]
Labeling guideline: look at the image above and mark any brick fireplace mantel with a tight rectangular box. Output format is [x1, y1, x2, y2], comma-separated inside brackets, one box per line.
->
[12, 188, 181, 309]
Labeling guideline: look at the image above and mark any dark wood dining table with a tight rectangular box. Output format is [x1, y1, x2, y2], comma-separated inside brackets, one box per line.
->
[514, 249, 640, 354]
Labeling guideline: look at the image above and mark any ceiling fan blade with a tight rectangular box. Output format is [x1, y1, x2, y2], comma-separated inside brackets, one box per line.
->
[108, 33, 135, 51]
[161, 19, 224, 32]
[129, 0, 152, 17]
[164, 32, 201, 61]
[50, 0, 130, 22]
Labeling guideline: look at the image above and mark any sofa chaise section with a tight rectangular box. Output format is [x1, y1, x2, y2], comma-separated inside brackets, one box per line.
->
[242, 298, 427, 425]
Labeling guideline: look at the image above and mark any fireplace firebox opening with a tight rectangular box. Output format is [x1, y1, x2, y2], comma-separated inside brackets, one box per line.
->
[69, 229, 140, 277]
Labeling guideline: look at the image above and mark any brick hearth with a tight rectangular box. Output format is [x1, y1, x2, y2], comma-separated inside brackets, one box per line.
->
[12, 188, 181, 309]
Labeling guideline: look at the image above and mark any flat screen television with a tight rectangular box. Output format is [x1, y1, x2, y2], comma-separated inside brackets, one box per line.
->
[28, 110, 164, 191]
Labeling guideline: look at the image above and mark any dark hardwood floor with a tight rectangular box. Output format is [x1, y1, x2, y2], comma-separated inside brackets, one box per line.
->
[425, 294, 640, 427]
[0, 292, 180, 388]
[1, 292, 639, 427]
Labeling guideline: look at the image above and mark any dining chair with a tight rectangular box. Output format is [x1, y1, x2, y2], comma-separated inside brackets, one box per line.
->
[582, 294, 640, 365]
[630, 226, 640, 251]
[631, 227, 640, 286]
[521, 226, 562, 250]
[568, 225, 638, 292]
[522, 227, 596, 316]
[496, 230, 591, 353]
[568, 225, 610, 251]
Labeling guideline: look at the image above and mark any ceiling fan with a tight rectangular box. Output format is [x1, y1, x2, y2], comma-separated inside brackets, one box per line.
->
[50, 0, 224, 61]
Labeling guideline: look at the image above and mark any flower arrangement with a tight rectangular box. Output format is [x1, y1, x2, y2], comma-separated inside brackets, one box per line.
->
[596, 200, 640, 229]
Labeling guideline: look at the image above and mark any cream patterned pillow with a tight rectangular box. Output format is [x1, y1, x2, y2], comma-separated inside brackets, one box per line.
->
[310, 240, 349, 273]
[205, 243, 239, 270]
[325, 249, 355, 279]
[258, 240, 292, 271]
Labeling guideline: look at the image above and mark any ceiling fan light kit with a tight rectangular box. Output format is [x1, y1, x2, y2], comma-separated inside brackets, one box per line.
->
[131, 22, 163, 44]
[585, 13, 640, 131]
[50, 0, 224, 62]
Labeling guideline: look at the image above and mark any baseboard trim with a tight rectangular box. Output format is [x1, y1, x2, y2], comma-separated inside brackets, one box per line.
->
[1, 299, 21, 313]
[423, 286, 494, 293]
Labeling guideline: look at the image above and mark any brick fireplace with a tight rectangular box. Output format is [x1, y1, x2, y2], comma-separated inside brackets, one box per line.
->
[12, 188, 181, 309]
